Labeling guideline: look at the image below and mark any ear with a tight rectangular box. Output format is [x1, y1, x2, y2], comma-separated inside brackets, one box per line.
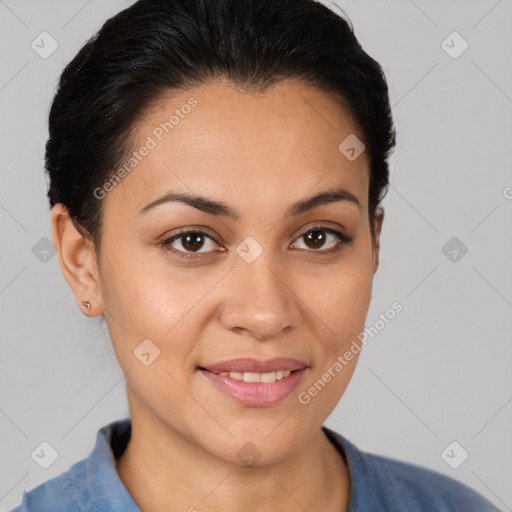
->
[50, 203, 104, 316]
[371, 207, 384, 275]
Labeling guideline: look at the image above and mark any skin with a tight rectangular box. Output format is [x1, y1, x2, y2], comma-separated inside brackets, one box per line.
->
[51, 79, 384, 512]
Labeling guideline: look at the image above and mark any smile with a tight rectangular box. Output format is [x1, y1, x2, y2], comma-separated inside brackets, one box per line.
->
[198, 366, 308, 407]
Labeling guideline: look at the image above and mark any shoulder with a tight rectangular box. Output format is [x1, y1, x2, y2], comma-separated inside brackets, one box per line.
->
[367, 451, 500, 511]
[9, 459, 87, 512]
[9, 418, 134, 512]
[323, 427, 500, 512]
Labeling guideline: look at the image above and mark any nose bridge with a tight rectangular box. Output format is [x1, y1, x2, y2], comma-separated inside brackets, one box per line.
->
[220, 244, 302, 339]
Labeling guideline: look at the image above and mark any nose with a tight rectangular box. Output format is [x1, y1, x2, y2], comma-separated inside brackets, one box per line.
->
[219, 257, 302, 341]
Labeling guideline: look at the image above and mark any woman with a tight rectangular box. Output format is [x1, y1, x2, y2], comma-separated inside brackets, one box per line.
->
[12, 0, 500, 510]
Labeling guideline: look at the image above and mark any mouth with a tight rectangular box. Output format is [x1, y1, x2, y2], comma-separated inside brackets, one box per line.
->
[197, 357, 309, 406]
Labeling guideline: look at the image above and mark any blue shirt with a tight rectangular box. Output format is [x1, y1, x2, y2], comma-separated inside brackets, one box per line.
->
[10, 417, 500, 511]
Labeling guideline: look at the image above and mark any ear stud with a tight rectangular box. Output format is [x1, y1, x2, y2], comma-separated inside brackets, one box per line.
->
[81, 300, 91, 312]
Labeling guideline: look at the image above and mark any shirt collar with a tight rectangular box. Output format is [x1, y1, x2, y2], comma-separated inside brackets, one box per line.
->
[83, 418, 381, 511]
[322, 425, 385, 511]
[84, 417, 140, 512]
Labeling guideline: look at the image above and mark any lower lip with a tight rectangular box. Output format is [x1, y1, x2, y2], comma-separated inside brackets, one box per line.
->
[199, 368, 308, 407]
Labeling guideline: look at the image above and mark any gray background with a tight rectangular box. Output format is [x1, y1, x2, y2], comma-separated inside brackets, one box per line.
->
[1, 0, 511, 510]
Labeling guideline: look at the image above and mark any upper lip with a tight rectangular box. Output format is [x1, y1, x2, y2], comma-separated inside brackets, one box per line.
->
[200, 357, 309, 373]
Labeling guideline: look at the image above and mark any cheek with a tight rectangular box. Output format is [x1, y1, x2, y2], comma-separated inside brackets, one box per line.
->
[99, 236, 188, 329]
[296, 262, 372, 421]
[301, 248, 373, 338]
[99, 242, 221, 372]
[331, 268, 373, 335]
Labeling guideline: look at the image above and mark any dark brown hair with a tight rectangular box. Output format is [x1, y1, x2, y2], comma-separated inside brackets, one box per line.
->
[46, 0, 396, 256]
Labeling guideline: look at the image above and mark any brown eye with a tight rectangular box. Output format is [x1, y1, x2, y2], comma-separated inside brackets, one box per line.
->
[162, 230, 219, 258]
[303, 229, 329, 250]
[178, 232, 207, 252]
[293, 227, 353, 252]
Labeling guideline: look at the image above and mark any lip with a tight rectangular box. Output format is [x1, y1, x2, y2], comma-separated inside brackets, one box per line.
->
[199, 367, 309, 407]
[199, 357, 309, 373]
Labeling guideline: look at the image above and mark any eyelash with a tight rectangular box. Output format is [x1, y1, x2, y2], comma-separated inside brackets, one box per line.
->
[160, 226, 354, 260]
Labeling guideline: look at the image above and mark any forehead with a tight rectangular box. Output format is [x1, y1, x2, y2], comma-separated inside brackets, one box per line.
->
[109, 79, 370, 217]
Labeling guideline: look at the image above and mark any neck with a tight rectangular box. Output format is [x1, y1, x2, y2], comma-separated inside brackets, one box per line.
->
[115, 408, 350, 512]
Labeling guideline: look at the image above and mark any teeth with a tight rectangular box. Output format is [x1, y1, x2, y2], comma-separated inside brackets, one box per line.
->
[213, 369, 293, 383]
[243, 372, 261, 383]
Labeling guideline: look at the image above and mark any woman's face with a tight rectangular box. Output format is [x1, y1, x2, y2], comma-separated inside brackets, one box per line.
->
[78, 80, 382, 464]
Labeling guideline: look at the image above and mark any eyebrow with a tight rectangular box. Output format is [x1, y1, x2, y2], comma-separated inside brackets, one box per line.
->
[137, 186, 363, 220]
